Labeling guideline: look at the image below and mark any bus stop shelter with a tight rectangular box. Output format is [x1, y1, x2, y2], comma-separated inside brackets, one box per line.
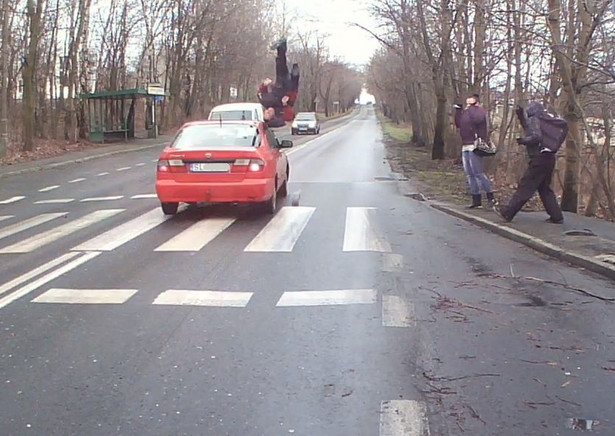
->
[82, 85, 169, 143]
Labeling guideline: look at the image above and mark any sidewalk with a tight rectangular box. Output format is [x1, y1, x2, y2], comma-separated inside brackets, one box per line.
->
[0, 135, 171, 179]
[430, 201, 615, 281]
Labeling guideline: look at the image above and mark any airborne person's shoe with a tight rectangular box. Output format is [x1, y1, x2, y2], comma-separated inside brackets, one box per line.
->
[270, 37, 287, 50]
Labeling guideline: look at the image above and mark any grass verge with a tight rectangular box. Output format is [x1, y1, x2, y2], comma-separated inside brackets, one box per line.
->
[377, 111, 469, 206]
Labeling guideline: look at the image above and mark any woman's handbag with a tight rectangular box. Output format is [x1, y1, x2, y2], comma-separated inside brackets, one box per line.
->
[473, 137, 497, 157]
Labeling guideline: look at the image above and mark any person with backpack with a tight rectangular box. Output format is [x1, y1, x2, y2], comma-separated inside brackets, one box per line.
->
[494, 101, 566, 223]
[454, 94, 496, 209]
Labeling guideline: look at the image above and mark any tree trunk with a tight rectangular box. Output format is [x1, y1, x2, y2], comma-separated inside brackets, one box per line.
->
[23, 0, 45, 151]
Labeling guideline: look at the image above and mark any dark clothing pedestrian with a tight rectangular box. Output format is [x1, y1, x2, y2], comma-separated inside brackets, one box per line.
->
[454, 105, 489, 145]
[454, 100, 494, 208]
[496, 102, 564, 223]
[259, 39, 300, 123]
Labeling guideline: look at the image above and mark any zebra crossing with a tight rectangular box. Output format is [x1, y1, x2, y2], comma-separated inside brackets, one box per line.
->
[0, 205, 393, 255]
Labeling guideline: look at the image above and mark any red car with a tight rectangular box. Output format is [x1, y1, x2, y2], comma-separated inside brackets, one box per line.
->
[156, 120, 293, 215]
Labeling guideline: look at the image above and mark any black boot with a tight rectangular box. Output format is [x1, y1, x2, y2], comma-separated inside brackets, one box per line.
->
[466, 194, 482, 209]
[486, 192, 495, 210]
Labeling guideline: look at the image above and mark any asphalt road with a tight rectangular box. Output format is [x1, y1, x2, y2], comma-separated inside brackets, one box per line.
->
[1, 106, 614, 435]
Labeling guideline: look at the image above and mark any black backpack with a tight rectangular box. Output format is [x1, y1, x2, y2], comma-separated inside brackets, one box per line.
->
[538, 113, 568, 153]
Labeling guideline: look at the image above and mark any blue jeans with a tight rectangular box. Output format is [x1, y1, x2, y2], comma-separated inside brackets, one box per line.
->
[462, 150, 493, 195]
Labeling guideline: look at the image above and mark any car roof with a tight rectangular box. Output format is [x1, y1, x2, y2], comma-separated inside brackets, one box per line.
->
[210, 103, 264, 111]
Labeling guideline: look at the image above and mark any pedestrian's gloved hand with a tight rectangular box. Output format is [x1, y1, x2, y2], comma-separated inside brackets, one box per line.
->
[453, 103, 463, 110]
[515, 105, 525, 119]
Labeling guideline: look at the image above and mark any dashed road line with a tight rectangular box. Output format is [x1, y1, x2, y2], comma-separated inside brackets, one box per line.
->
[131, 194, 157, 199]
[382, 295, 415, 327]
[80, 196, 124, 202]
[97, 172, 110, 176]
[34, 199, 74, 204]
[0, 196, 25, 204]
[116, 166, 131, 171]
[38, 185, 60, 192]
[276, 289, 377, 307]
[0, 216, 13, 223]
[379, 400, 430, 436]
[68, 178, 87, 183]
[135, 163, 146, 167]
[33, 288, 138, 304]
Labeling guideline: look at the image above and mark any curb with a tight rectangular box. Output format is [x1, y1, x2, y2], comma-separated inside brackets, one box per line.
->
[431, 202, 615, 281]
[0, 142, 168, 179]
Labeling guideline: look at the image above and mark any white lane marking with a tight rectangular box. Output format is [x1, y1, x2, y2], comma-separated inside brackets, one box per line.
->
[380, 400, 430, 436]
[80, 196, 124, 202]
[131, 194, 157, 199]
[33, 288, 138, 304]
[276, 289, 377, 307]
[135, 163, 146, 167]
[68, 178, 86, 183]
[116, 166, 131, 172]
[73, 208, 169, 251]
[34, 199, 74, 204]
[39, 185, 60, 192]
[0, 216, 13, 223]
[0, 210, 123, 254]
[153, 290, 253, 307]
[155, 217, 236, 252]
[97, 172, 110, 176]
[343, 207, 391, 252]
[382, 254, 404, 272]
[151, 159, 158, 162]
[0, 196, 25, 204]
[0, 212, 67, 241]
[0, 252, 81, 298]
[382, 296, 415, 327]
[244, 206, 315, 252]
[0, 251, 100, 309]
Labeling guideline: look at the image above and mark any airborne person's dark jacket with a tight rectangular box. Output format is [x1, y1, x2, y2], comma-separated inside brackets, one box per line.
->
[517, 102, 545, 158]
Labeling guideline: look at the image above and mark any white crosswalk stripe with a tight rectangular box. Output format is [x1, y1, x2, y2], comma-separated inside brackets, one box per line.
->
[244, 206, 315, 252]
[0, 206, 393, 255]
[343, 207, 391, 252]
[0, 210, 123, 254]
[73, 208, 169, 251]
[0, 212, 67, 242]
[155, 217, 236, 251]
[153, 290, 253, 307]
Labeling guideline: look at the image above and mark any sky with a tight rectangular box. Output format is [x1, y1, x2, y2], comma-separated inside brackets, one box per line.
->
[284, 0, 382, 67]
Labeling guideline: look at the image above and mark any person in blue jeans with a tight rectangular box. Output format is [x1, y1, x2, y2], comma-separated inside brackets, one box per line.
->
[454, 94, 495, 209]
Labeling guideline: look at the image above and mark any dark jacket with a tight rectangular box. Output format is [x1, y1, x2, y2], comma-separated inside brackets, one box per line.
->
[454, 105, 488, 145]
[517, 102, 544, 158]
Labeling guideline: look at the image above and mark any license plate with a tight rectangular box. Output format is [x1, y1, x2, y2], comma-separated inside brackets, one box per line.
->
[190, 163, 230, 173]
[299, 127, 307, 130]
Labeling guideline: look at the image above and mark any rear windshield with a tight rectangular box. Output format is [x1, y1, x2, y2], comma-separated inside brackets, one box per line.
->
[210, 110, 254, 121]
[172, 124, 260, 149]
[296, 113, 316, 121]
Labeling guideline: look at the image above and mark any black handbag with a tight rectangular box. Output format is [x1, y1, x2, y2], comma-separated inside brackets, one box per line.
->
[473, 137, 497, 157]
